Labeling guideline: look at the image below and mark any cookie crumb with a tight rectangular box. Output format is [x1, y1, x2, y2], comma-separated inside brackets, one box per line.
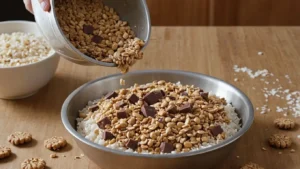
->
[21, 158, 46, 169]
[120, 78, 126, 86]
[241, 162, 264, 169]
[50, 154, 58, 158]
[274, 118, 295, 130]
[290, 149, 296, 153]
[44, 136, 67, 151]
[0, 146, 11, 159]
[8, 132, 32, 145]
[268, 134, 292, 149]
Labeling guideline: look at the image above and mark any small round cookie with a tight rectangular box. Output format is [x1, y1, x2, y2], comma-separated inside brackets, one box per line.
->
[44, 136, 67, 151]
[21, 158, 46, 169]
[274, 118, 295, 130]
[0, 146, 11, 159]
[8, 132, 32, 145]
[268, 134, 292, 149]
[240, 162, 264, 169]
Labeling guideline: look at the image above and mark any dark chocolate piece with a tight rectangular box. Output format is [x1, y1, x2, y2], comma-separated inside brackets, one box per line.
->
[83, 25, 94, 34]
[115, 101, 127, 109]
[141, 105, 157, 117]
[97, 117, 111, 129]
[128, 94, 139, 104]
[160, 142, 174, 153]
[168, 96, 176, 100]
[126, 139, 138, 150]
[143, 90, 164, 105]
[200, 92, 209, 101]
[88, 104, 99, 112]
[209, 125, 223, 136]
[178, 103, 192, 113]
[103, 131, 115, 140]
[117, 110, 128, 119]
[167, 105, 177, 114]
[91, 35, 103, 43]
[105, 91, 118, 99]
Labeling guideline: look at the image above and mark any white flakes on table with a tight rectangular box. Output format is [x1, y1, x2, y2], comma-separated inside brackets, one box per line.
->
[258, 51, 264, 55]
[285, 75, 292, 84]
[234, 78, 238, 82]
[260, 105, 268, 114]
[233, 65, 268, 79]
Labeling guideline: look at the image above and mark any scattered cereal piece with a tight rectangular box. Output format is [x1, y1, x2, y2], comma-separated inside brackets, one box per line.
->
[0, 146, 11, 159]
[74, 156, 81, 160]
[50, 154, 58, 158]
[236, 155, 240, 159]
[8, 132, 32, 145]
[268, 134, 292, 149]
[120, 78, 126, 86]
[258, 51, 264, 55]
[278, 151, 282, 155]
[261, 147, 267, 151]
[290, 149, 296, 153]
[80, 154, 84, 157]
[21, 158, 46, 169]
[274, 118, 295, 130]
[44, 136, 67, 151]
[241, 162, 264, 169]
[63, 155, 66, 157]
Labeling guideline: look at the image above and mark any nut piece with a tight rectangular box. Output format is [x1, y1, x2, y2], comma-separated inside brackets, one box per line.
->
[0, 146, 11, 159]
[50, 154, 58, 158]
[44, 136, 67, 151]
[21, 158, 46, 169]
[274, 118, 295, 130]
[268, 134, 292, 149]
[240, 162, 264, 169]
[8, 132, 32, 145]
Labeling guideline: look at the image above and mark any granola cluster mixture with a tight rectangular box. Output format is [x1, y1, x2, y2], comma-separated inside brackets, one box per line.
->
[77, 81, 241, 154]
[55, 0, 145, 73]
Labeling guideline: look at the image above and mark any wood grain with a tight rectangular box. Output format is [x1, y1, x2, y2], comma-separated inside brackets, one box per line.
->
[0, 27, 300, 169]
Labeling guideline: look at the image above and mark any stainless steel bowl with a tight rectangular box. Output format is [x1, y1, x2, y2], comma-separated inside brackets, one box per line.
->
[61, 70, 254, 169]
[32, 0, 151, 67]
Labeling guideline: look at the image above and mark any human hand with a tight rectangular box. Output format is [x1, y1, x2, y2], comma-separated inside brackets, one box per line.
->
[23, 0, 51, 14]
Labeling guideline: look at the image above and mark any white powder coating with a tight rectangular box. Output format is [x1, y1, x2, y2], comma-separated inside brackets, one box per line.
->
[233, 65, 300, 117]
[0, 32, 54, 67]
[77, 97, 241, 154]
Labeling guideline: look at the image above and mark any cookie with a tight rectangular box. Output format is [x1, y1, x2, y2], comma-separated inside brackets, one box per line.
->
[8, 132, 32, 145]
[241, 162, 264, 169]
[21, 158, 46, 169]
[44, 136, 67, 151]
[0, 146, 11, 159]
[274, 118, 295, 130]
[268, 134, 292, 149]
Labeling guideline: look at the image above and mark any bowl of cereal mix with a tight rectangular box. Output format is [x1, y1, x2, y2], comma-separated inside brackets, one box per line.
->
[62, 70, 254, 169]
[0, 21, 59, 99]
[32, 0, 150, 73]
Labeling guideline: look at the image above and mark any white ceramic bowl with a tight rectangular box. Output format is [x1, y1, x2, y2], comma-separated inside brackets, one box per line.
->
[0, 21, 60, 99]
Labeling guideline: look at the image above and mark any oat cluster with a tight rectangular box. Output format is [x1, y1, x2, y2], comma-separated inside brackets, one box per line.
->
[55, 0, 145, 73]
[80, 81, 231, 154]
[21, 158, 46, 169]
[8, 132, 32, 145]
[240, 162, 264, 169]
[268, 134, 292, 149]
[0, 146, 11, 159]
[44, 136, 67, 151]
[274, 118, 295, 130]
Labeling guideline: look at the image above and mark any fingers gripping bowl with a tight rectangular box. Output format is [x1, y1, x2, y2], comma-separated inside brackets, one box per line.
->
[62, 70, 254, 169]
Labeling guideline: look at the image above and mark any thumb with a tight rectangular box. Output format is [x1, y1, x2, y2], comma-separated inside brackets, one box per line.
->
[38, 0, 51, 12]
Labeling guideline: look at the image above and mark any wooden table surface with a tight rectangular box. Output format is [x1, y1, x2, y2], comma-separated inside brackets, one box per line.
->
[1, 27, 299, 169]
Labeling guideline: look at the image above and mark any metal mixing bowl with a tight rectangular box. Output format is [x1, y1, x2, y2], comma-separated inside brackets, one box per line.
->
[32, 0, 151, 67]
[61, 70, 254, 169]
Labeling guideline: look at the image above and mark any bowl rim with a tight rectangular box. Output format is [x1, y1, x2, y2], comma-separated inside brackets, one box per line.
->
[0, 20, 57, 70]
[61, 70, 254, 158]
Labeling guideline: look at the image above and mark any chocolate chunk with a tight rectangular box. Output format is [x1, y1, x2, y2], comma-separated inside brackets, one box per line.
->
[200, 92, 209, 101]
[103, 131, 115, 140]
[83, 25, 94, 34]
[126, 139, 138, 150]
[128, 94, 139, 104]
[168, 96, 176, 100]
[115, 101, 127, 109]
[117, 110, 128, 119]
[141, 105, 157, 117]
[97, 117, 111, 129]
[105, 92, 118, 99]
[91, 35, 102, 43]
[178, 103, 192, 113]
[167, 105, 177, 114]
[210, 125, 223, 136]
[88, 104, 99, 112]
[160, 142, 174, 153]
[160, 90, 166, 96]
[143, 90, 164, 105]
[143, 101, 149, 106]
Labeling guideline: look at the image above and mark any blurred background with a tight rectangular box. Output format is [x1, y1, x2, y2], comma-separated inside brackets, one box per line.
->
[1, 0, 300, 26]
